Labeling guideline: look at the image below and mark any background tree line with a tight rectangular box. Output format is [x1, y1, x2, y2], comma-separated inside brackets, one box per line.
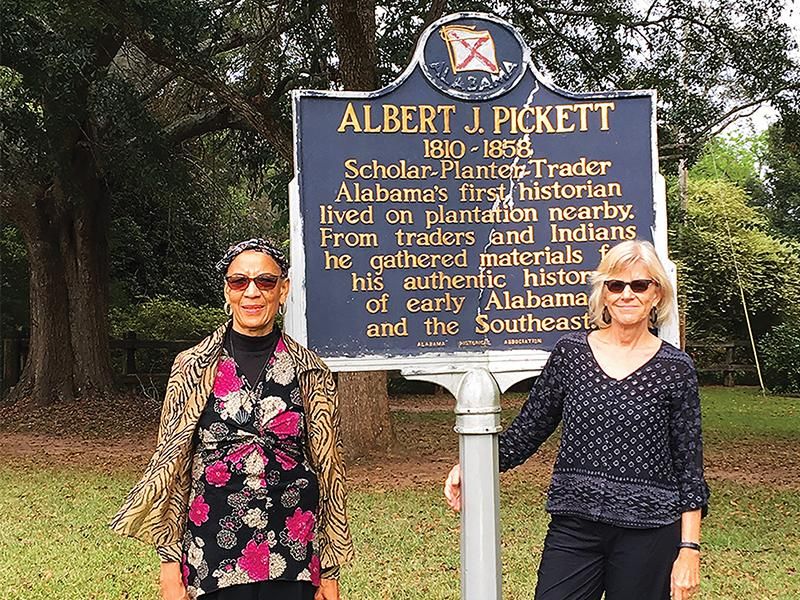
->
[1, 1, 799, 455]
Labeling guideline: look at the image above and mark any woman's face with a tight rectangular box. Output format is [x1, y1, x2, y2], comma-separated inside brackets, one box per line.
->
[224, 251, 289, 336]
[603, 261, 662, 329]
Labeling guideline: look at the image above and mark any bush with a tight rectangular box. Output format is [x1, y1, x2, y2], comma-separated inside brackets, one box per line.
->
[109, 297, 226, 340]
[759, 320, 800, 395]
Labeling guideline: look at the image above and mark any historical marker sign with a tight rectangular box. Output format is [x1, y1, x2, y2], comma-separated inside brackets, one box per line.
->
[287, 12, 674, 376]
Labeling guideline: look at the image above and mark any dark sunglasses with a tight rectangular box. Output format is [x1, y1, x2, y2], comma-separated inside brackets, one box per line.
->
[604, 279, 658, 294]
[225, 273, 281, 291]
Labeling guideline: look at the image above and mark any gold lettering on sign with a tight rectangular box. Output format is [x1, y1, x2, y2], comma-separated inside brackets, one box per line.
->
[337, 103, 456, 133]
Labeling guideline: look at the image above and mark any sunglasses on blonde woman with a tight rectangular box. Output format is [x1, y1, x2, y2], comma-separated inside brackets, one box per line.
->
[225, 273, 281, 291]
[604, 279, 658, 294]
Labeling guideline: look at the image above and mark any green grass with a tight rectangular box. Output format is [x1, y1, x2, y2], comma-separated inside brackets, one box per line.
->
[700, 387, 800, 441]
[1, 387, 798, 599]
[1, 468, 798, 599]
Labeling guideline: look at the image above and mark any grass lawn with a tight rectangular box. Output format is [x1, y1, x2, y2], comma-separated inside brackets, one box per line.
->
[0, 387, 798, 599]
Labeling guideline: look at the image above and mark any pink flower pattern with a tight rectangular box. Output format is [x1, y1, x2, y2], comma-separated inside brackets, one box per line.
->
[286, 508, 316, 544]
[182, 344, 320, 593]
[275, 449, 297, 471]
[268, 410, 301, 439]
[213, 358, 242, 397]
[272, 338, 287, 359]
[205, 461, 231, 487]
[238, 540, 271, 580]
[309, 554, 321, 586]
[188, 495, 210, 526]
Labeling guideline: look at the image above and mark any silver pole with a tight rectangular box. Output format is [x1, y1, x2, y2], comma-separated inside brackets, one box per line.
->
[455, 368, 502, 600]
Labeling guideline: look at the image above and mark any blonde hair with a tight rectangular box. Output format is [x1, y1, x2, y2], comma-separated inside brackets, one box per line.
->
[587, 240, 675, 329]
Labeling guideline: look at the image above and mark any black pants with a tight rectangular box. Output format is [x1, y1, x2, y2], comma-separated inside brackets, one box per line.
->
[534, 516, 681, 600]
[202, 580, 317, 600]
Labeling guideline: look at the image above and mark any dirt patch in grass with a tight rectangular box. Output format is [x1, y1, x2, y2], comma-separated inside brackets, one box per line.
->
[0, 392, 797, 490]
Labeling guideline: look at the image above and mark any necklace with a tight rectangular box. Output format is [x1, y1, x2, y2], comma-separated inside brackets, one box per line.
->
[228, 333, 272, 389]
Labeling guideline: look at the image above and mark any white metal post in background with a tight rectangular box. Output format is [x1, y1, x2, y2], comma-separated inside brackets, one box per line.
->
[455, 369, 502, 600]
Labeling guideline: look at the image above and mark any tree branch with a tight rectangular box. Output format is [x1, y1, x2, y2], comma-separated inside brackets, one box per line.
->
[129, 33, 292, 162]
[164, 106, 251, 144]
[662, 87, 800, 155]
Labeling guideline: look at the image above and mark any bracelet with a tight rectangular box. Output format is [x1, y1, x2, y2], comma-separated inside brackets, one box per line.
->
[678, 541, 701, 552]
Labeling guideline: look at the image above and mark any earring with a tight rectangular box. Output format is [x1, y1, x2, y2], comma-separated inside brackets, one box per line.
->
[649, 306, 658, 326]
[224, 302, 232, 317]
[278, 303, 287, 317]
[602, 306, 611, 324]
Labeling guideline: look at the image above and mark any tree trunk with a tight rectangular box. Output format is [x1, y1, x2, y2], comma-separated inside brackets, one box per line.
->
[327, 0, 378, 90]
[9, 188, 76, 405]
[326, 0, 394, 458]
[5, 149, 115, 406]
[60, 133, 114, 395]
[336, 370, 394, 459]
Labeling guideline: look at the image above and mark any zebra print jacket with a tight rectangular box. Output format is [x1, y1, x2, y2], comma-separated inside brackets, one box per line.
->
[110, 322, 354, 578]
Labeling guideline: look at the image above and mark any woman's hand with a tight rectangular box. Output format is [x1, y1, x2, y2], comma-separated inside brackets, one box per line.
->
[670, 548, 700, 600]
[315, 578, 340, 600]
[443, 464, 461, 512]
[159, 562, 189, 600]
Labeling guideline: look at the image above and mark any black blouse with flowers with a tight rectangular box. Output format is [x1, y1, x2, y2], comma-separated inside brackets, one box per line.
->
[180, 328, 321, 598]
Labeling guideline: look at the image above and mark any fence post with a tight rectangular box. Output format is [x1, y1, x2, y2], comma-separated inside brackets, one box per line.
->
[2, 335, 22, 390]
[724, 344, 735, 387]
[124, 331, 137, 376]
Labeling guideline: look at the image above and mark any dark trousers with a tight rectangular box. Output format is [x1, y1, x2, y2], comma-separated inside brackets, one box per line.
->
[202, 580, 317, 600]
[534, 516, 681, 600]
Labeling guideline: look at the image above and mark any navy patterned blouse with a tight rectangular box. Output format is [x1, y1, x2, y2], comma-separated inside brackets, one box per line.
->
[499, 331, 710, 528]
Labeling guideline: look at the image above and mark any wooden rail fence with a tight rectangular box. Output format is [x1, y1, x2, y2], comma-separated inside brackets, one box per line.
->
[2, 335, 758, 391]
[2, 332, 201, 390]
[684, 340, 757, 387]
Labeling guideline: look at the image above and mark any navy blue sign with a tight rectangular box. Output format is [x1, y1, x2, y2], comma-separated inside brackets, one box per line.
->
[289, 13, 661, 369]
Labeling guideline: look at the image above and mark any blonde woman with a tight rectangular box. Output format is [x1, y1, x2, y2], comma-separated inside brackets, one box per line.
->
[445, 240, 709, 600]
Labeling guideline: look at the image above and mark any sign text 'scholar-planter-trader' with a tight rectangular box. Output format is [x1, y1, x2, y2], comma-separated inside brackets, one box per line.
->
[287, 12, 673, 376]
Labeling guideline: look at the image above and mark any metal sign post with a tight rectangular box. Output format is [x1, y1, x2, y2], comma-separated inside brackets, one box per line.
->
[403, 367, 504, 600]
[455, 369, 502, 600]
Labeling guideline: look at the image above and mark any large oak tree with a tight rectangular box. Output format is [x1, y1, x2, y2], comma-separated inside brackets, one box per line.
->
[2, 0, 798, 456]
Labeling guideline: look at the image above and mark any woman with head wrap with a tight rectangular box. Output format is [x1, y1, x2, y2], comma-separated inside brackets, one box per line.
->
[112, 239, 353, 600]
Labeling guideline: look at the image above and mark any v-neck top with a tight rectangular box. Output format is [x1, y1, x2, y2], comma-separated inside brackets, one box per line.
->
[499, 331, 709, 528]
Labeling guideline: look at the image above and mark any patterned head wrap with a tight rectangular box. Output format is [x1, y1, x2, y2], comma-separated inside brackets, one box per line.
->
[215, 238, 290, 277]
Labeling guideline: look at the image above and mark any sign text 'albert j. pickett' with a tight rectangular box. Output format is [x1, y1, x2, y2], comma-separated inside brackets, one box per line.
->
[288, 12, 673, 373]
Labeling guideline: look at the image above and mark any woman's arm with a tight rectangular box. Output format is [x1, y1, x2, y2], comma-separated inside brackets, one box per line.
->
[303, 368, 355, 581]
[671, 509, 702, 600]
[667, 357, 709, 600]
[667, 359, 710, 515]
[446, 341, 568, 511]
[159, 562, 189, 600]
[498, 342, 567, 472]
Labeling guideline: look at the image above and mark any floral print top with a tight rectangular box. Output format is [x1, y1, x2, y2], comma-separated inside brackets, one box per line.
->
[181, 334, 321, 598]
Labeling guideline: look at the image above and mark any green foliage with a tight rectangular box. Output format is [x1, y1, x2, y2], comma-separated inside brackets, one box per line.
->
[671, 177, 800, 340]
[762, 113, 800, 238]
[109, 297, 225, 340]
[0, 226, 29, 337]
[690, 134, 768, 202]
[759, 319, 800, 394]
